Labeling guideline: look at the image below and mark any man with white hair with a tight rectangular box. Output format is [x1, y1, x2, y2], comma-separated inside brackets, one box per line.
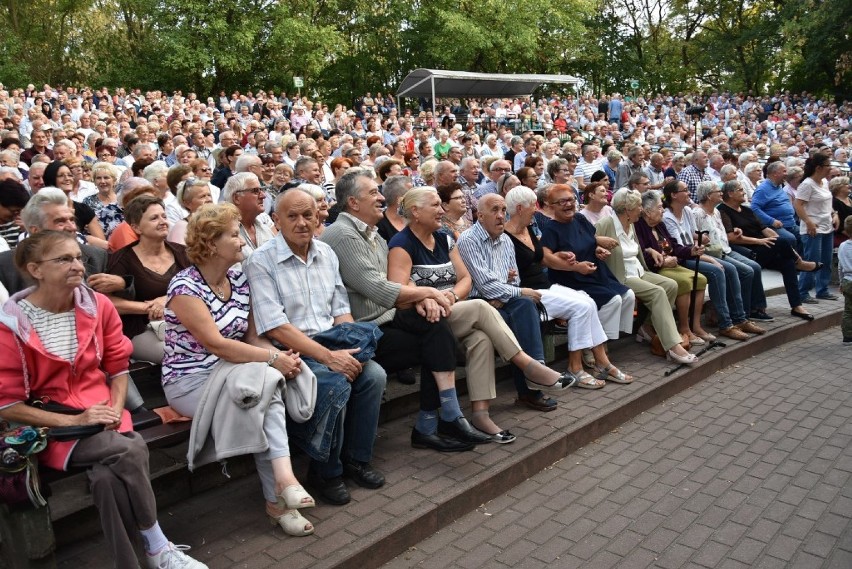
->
[223, 172, 275, 259]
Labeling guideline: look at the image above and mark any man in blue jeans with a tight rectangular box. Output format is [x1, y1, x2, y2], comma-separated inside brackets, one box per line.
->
[457, 194, 576, 413]
[246, 189, 386, 505]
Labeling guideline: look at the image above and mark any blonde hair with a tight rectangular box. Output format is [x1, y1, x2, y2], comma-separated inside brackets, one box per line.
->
[399, 186, 438, 220]
[185, 203, 242, 264]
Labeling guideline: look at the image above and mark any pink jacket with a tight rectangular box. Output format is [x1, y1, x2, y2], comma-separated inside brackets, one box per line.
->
[0, 286, 133, 470]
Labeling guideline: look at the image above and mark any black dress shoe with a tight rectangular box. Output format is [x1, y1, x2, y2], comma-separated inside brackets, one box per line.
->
[411, 428, 474, 452]
[306, 474, 350, 505]
[342, 460, 385, 489]
[437, 417, 493, 444]
[395, 368, 417, 385]
[515, 392, 558, 412]
[790, 309, 814, 321]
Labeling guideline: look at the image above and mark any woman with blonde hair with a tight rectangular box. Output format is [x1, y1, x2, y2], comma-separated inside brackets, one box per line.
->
[388, 187, 575, 442]
[83, 162, 123, 238]
[163, 204, 313, 536]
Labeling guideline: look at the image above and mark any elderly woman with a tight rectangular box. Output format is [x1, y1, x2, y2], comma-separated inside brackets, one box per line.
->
[796, 154, 838, 302]
[505, 187, 633, 384]
[189, 157, 221, 203]
[163, 204, 313, 536]
[107, 195, 191, 363]
[693, 181, 773, 322]
[662, 180, 765, 341]
[167, 179, 214, 244]
[634, 188, 713, 344]
[516, 167, 539, 191]
[107, 180, 159, 252]
[376, 175, 412, 242]
[43, 160, 106, 242]
[388, 187, 574, 442]
[0, 231, 207, 568]
[663, 153, 686, 178]
[596, 189, 698, 364]
[64, 156, 98, 202]
[83, 162, 123, 238]
[832, 176, 851, 247]
[418, 159, 436, 187]
[273, 163, 295, 193]
[540, 184, 636, 348]
[437, 181, 470, 238]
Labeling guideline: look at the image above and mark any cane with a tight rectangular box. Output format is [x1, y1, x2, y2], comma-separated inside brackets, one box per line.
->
[687, 230, 709, 324]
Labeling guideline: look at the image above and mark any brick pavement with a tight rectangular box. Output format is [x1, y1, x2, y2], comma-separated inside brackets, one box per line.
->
[54, 293, 844, 569]
[380, 326, 852, 569]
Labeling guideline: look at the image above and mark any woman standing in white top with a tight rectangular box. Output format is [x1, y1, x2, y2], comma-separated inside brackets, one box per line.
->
[796, 154, 839, 301]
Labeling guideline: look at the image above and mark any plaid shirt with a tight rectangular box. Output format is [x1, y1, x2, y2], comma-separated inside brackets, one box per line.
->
[677, 165, 710, 202]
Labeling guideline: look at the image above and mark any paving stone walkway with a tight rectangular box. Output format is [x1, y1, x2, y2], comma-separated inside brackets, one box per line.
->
[381, 327, 852, 569]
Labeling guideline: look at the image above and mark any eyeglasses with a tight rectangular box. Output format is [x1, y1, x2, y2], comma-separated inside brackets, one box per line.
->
[236, 187, 265, 196]
[493, 167, 511, 172]
[37, 254, 84, 266]
[549, 198, 575, 207]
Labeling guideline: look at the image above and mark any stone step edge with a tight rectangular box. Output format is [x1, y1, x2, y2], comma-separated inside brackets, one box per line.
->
[317, 308, 842, 569]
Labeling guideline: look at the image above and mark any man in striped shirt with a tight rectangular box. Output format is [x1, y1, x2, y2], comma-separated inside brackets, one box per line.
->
[456, 193, 561, 412]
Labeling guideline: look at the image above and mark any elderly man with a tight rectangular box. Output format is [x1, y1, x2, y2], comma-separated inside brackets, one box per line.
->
[475, 159, 511, 199]
[678, 151, 710, 202]
[457, 193, 578, 410]
[321, 171, 484, 451]
[513, 137, 537, 172]
[750, 161, 799, 251]
[222, 172, 275, 259]
[717, 180, 817, 321]
[245, 189, 386, 505]
[433, 160, 459, 188]
[645, 152, 668, 190]
[615, 146, 645, 190]
[457, 157, 481, 223]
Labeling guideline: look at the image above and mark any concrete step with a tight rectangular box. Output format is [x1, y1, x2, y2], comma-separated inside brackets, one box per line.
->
[54, 292, 844, 568]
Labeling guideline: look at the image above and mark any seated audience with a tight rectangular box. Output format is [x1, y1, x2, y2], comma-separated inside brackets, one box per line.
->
[595, 189, 698, 364]
[167, 179, 214, 244]
[388, 187, 575, 441]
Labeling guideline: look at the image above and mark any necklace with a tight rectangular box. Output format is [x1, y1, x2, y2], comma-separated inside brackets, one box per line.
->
[212, 283, 226, 300]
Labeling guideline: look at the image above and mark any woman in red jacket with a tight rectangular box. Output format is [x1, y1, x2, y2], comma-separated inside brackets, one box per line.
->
[0, 231, 206, 569]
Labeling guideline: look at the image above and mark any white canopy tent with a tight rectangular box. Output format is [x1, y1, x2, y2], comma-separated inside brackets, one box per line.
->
[396, 68, 582, 117]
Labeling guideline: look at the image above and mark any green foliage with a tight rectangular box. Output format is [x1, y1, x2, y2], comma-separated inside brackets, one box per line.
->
[0, 0, 845, 102]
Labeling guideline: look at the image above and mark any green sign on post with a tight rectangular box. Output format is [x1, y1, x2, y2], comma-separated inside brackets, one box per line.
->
[293, 77, 304, 88]
[630, 79, 639, 90]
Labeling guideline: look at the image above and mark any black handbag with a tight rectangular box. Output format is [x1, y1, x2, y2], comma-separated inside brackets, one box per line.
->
[26, 399, 105, 442]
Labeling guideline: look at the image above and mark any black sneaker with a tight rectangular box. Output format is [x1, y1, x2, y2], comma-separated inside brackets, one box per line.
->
[750, 309, 774, 322]
[843, 337, 852, 347]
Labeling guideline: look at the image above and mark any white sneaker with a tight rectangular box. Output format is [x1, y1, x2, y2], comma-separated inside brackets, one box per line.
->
[146, 542, 208, 569]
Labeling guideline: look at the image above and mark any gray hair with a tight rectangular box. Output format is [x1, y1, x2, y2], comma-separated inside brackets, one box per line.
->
[54, 139, 76, 155]
[132, 142, 154, 159]
[234, 153, 261, 173]
[382, 175, 412, 207]
[719, 164, 738, 179]
[737, 151, 755, 167]
[626, 172, 649, 190]
[297, 183, 325, 201]
[505, 186, 537, 212]
[459, 157, 479, 171]
[765, 161, 786, 177]
[0, 150, 18, 165]
[142, 160, 168, 184]
[695, 181, 719, 204]
[606, 149, 623, 162]
[335, 170, 372, 208]
[176, 178, 210, 207]
[721, 180, 741, 199]
[744, 162, 762, 175]
[640, 189, 662, 212]
[294, 156, 318, 177]
[611, 188, 642, 214]
[785, 166, 804, 183]
[433, 160, 456, 181]
[222, 172, 260, 202]
[91, 161, 119, 182]
[829, 176, 849, 196]
[21, 187, 68, 229]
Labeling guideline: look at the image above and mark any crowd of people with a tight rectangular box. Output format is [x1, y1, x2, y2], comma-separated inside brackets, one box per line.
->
[0, 82, 850, 567]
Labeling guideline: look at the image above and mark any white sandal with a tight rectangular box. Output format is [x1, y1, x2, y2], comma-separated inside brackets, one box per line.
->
[574, 370, 606, 389]
[280, 484, 315, 509]
[267, 504, 314, 537]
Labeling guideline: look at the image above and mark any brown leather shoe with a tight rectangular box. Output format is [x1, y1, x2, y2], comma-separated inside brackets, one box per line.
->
[719, 326, 750, 341]
[737, 321, 766, 335]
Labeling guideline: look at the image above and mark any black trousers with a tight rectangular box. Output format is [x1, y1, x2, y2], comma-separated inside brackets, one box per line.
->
[374, 308, 460, 411]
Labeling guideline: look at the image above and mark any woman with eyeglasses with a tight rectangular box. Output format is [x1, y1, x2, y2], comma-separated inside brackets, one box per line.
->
[107, 195, 190, 364]
[497, 173, 521, 197]
[540, 184, 636, 384]
[0, 231, 208, 569]
[189, 157, 221, 203]
[437, 182, 469, 239]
